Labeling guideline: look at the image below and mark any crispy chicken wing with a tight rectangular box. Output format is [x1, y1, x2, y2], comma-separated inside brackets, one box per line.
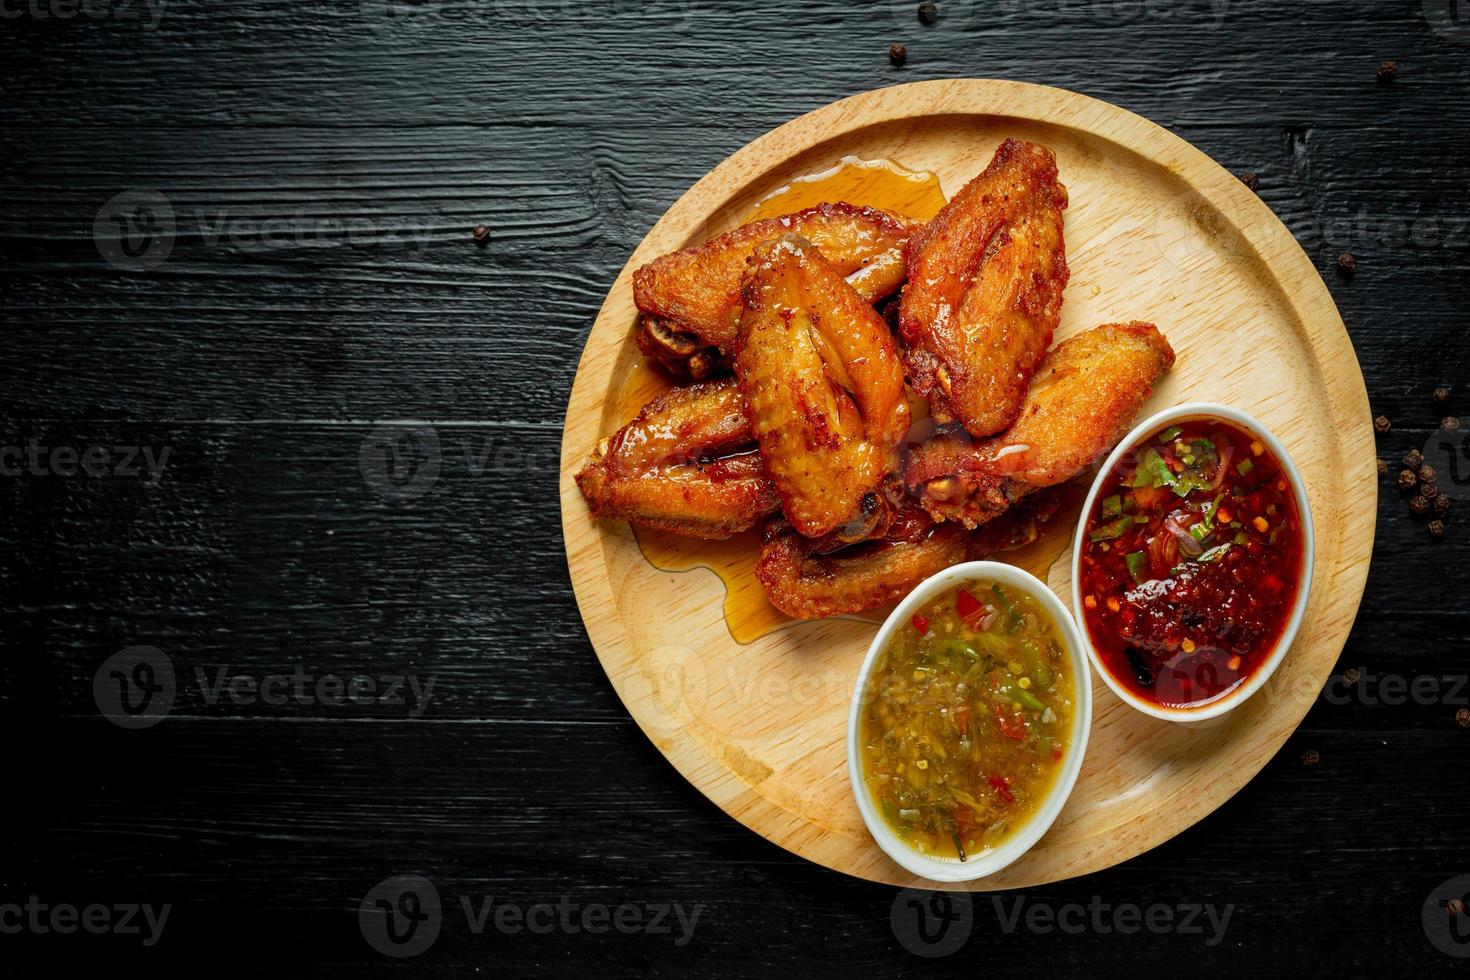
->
[634, 203, 917, 379]
[900, 139, 1070, 436]
[905, 321, 1176, 527]
[575, 377, 779, 539]
[755, 494, 1060, 619]
[733, 234, 910, 540]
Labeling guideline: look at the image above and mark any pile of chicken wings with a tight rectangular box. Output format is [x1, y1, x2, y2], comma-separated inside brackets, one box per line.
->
[577, 139, 1176, 619]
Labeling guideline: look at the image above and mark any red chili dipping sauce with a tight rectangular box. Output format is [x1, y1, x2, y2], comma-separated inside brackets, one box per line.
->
[1077, 417, 1305, 709]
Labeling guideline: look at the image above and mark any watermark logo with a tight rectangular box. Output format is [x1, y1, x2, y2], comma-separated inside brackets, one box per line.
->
[1423, 420, 1470, 501]
[360, 874, 442, 959]
[890, 888, 972, 958]
[0, 896, 171, 946]
[1423, 874, 1470, 957]
[92, 646, 175, 730]
[93, 188, 175, 271]
[358, 875, 702, 957]
[1425, 0, 1470, 42]
[0, 0, 168, 28]
[359, 424, 442, 500]
[0, 441, 171, 482]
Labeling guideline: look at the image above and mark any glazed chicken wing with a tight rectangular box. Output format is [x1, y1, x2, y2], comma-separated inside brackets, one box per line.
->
[905, 321, 1176, 527]
[755, 494, 1061, 619]
[575, 377, 779, 539]
[634, 203, 917, 378]
[733, 234, 910, 540]
[900, 139, 1070, 436]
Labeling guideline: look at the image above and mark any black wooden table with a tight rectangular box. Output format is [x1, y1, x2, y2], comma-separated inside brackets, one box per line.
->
[3, 1, 1469, 975]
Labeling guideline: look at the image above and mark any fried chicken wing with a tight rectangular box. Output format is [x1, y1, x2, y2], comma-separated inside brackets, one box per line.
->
[755, 494, 1060, 619]
[575, 377, 779, 539]
[733, 234, 910, 540]
[900, 139, 1070, 436]
[634, 203, 918, 378]
[906, 321, 1176, 527]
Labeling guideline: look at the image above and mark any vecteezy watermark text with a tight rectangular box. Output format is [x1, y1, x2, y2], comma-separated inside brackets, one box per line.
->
[0, 0, 167, 28]
[0, 896, 170, 947]
[93, 646, 436, 728]
[0, 442, 170, 483]
[358, 874, 701, 958]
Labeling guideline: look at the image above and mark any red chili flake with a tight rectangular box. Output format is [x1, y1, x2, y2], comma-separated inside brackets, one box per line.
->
[988, 775, 1016, 804]
[955, 588, 983, 621]
[911, 613, 929, 635]
[992, 704, 1026, 741]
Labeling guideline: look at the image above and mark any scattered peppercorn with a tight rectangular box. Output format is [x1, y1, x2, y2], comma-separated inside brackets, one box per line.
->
[1238, 171, 1259, 191]
[471, 224, 490, 243]
[1377, 60, 1398, 82]
[1429, 519, 1447, 538]
[1376, 458, 1387, 476]
[1403, 448, 1424, 470]
[1344, 668, 1360, 685]
[1433, 386, 1451, 407]
[1458, 707, 1470, 729]
[1397, 469, 1418, 492]
[1418, 464, 1436, 484]
[1445, 416, 1462, 432]
[1410, 495, 1431, 517]
[1336, 251, 1356, 275]
[1374, 415, 1391, 433]
[917, 1, 939, 24]
[1421, 482, 1440, 501]
[889, 43, 908, 66]
[1435, 495, 1451, 517]
[1452, 898, 1468, 917]
[1300, 749, 1320, 765]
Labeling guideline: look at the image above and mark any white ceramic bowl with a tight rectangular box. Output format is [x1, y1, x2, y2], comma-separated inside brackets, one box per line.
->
[846, 561, 1092, 883]
[1070, 402, 1315, 723]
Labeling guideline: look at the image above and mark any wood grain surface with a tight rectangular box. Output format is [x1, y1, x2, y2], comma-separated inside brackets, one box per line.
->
[3, 0, 1469, 975]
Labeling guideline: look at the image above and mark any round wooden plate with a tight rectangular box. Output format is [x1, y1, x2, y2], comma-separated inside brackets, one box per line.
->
[559, 79, 1375, 888]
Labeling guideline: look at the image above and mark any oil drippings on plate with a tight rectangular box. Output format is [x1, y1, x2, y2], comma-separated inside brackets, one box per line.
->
[745, 155, 948, 224]
[614, 158, 1071, 644]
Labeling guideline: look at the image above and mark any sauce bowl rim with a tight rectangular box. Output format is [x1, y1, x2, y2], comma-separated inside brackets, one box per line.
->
[1068, 401, 1317, 723]
[846, 560, 1093, 883]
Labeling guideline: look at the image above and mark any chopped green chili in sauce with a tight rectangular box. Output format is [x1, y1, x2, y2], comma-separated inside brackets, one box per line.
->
[860, 580, 1075, 862]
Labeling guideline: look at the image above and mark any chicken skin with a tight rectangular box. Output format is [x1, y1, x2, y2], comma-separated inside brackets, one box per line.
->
[905, 321, 1176, 528]
[733, 235, 910, 541]
[634, 203, 917, 379]
[899, 139, 1070, 436]
[575, 377, 779, 539]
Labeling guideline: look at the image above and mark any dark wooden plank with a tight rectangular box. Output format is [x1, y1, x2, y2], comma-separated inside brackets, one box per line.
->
[3, 0, 1469, 974]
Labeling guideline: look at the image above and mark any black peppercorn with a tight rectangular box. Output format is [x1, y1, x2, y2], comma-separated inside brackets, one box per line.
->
[917, 1, 939, 24]
[1377, 60, 1398, 82]
[1337, 251, 1356, 275]
[1376, 458, 1387, 476]
[889, 43, 908, 66]
[1435, 495, 1451, 517]
[1433, 386, 1451, 406]
[1344, 668, 1360, 685]
[1300, 749, 1320, 765]
[1411, 495, 1431, 517]
[1453, 897, 1468, 916]
[1458, 707, 1470, 729]
[1374, 415, 1391, 433]
[1403, 448, 1424, 470]
[472, 224, 490, 243]
[1445, 416, 1462, 432]
[1238, 171, 1259, 191]
[1397, 469, 1418, 492]
[1429, 519, 1447, 538]
[1421, 482, 1440, 501]
[1418, 464, 1436, 483]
